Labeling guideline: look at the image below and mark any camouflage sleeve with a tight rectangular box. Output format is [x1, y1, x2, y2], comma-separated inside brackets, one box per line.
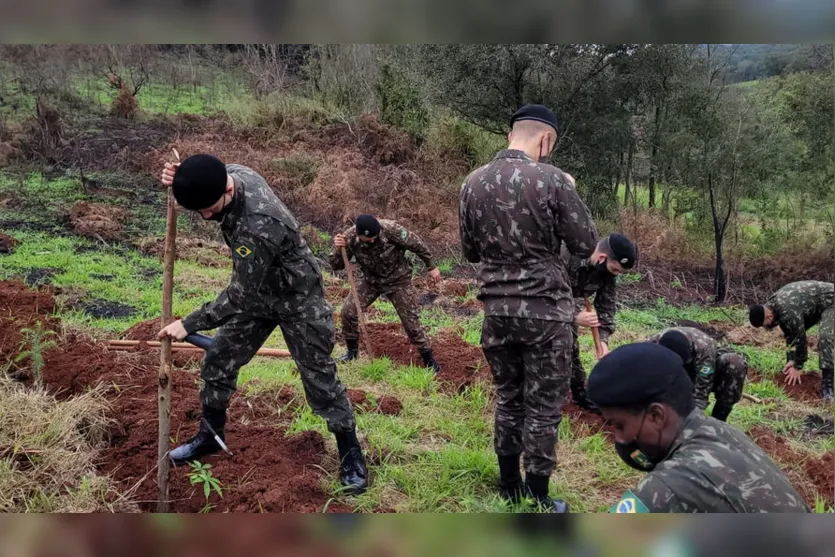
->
[631, 474, 691, 512]
[692, 347, 715, 410]
[182, 232, 276, 333]
[459, 184, 480, 263]
[780, 317, 808, 369]
[328, 227, 353, 271]
[552, 172, 597, 258]
[594, 277, 617, 342]
[389, 223, 435, 270]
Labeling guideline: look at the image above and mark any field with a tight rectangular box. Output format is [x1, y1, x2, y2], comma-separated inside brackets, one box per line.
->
[0, 55, 832, 514]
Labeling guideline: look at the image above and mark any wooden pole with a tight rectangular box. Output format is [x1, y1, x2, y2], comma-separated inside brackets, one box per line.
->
[341, 245, 373, 359]
[157, 148, 179, 512]
[584, 298, 604, 359]
[107, 339, 291, 358]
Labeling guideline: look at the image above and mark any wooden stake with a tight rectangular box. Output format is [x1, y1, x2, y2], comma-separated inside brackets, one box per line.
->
[106, 339, 291, 358]
[742, 393, 762, 404]
[157, 148, 179, 512]
[341, 245, 373, 359]
[584, 298, 604, 359]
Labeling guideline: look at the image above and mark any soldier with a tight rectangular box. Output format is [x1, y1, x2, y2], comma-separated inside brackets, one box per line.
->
[749, 280, 834, 401]
[562, 232, 637, 413]
[156, 154, 368, 495]
[646, 326, 749, 421]
[459, 104, 597, 512]
[330, 215, 442, 372]
[588, 342, 810, 513]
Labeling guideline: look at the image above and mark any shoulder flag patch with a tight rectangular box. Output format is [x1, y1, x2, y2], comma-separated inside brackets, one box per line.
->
[610, 490, 650, 513]
[235, 245, 253, 258]
[400, 229, 408, 240]
[698, 365, 713, 377]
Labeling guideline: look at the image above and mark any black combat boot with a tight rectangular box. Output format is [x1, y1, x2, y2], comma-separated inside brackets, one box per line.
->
[334, 428, 368, 495]
[419, 347, 441, 373]
[525, 474, 569, 513]
[711, 403, 733, 422]
[169, 405, 226, 464]
[821, 368, 834, 402]
[498, 454, 525, 503]
[339, 339, 359, 363]
[571, 383, 601, 414]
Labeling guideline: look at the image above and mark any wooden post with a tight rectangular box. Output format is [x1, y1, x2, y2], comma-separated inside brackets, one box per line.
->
[341, 246, 373, 359]
[157, 149, 179, 512]
[584, 298, 604, 359]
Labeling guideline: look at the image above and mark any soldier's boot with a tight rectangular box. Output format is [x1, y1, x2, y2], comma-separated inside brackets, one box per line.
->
[821, 368, 834, 402]
[497, 454, 525, 503]
[339, 339, 359, 363]
[169, 405, 226, 464]
[419, 347, 441, 373]
[711, 403, 734, 422]
[334, 428, 368, 496]
[524, 474, 569, 513]
[571, 383, 601, 414]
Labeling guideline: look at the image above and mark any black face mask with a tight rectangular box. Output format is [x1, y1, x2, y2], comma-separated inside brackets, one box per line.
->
[201, 194, 231, 222]
[614, 410, 666, 472]
[592, 258, 614, 280]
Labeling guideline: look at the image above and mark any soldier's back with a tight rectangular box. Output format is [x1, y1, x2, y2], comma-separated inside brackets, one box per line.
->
[771, 280, 835, 324]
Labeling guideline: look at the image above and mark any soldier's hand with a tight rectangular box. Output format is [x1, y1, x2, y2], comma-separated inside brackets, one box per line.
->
[428, 267, 441, 284]
[783, 363, 802, 386]
[334, 234, 347, 249]
[158, 319, 188, 342]
[161, 162, 180, 187]
[575, 310, 600, 328]
[599, 342, 610, 357]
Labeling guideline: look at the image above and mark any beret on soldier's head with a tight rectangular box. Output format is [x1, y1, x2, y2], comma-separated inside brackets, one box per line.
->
[171, 154, 228, 211]
[587, 343, 691, 408]
[606, 233, 637, 268]
[749, 304, 766, 327]
[355, 214, 381, 238]
[658, 330, 692, 365]
[510, 104, 559, 135]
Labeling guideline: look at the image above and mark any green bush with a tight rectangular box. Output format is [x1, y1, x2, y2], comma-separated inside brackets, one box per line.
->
[267, 155, 319, 191]
[376, 64, 429, 141]
[423, 115, 505, 169]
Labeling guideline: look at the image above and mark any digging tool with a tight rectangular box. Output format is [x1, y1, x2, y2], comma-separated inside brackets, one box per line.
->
[341, 245, 373, 359]
[584, 298, 604, 359]
[156, 147, 179, 512]
[106, 334, 291, 358]
[201, 417, 233, 456]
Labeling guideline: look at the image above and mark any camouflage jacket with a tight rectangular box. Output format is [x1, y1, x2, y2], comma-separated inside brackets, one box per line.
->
[182, 164, 331, 333]
[560, 243, 616, 342]
[329, 219, 434, 289]
[611, 410, 810, 513]
[459, 149, 597, 321]
[647, 327, 718, 410]
[767, 280, 835, 369]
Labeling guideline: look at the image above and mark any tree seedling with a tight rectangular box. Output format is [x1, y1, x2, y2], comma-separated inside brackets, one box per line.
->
[15, 321, 57, 387]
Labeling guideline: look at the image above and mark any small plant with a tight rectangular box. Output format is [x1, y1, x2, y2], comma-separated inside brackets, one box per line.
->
[671, 277, 684, 289]
[188, 461, 223, 505]
[14, 321, 57, 387]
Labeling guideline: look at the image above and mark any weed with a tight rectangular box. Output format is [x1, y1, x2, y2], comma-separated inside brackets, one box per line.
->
[188, 461, 223, 502]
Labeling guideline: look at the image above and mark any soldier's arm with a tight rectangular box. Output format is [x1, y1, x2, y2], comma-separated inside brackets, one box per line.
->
[594, 277, 617, 342]
[328, 228, 353, 272]
[552, 172, 597, 258]
[459, 185, 481, 263]
[389, 223, 435, 270]
[182, 231, 277, 333]
[692, 346, 715, 411]
[780, 316, 808, 369]
[611, 476, 689, 513]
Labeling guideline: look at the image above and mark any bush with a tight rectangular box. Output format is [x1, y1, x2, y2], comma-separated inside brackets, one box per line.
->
[376, 64, 429, 141]
[422, 115, 505, 169]
[267, 154, 319, 192]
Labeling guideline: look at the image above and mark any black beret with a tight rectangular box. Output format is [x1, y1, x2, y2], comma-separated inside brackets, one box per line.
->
[748, 304, 766, 327]
[588, 343, 690, 408]
[172, 154, 228, 211]
[510, 104, 559, 135]
[658, 329, 692, 364]
[606, 233, 637, 268]
[355, 214, 381, 238]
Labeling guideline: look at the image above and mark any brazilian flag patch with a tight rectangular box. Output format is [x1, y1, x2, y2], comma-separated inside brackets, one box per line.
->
[235, 245, 253, 258]
[400, 229, 408, 240]
[610, 490, 650, 513]
[698, 365, 713, 377]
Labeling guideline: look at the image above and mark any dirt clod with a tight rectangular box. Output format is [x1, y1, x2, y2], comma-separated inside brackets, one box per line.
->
[0, 231, 19, 254]
[68, 201, 128, 240]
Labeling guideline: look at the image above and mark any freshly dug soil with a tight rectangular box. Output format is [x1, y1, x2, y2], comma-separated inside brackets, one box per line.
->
[0, 231, 19, 254]
[347, 388, 403, 416]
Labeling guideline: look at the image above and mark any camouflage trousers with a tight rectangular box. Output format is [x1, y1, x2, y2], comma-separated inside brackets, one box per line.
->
[341, 279, 430, 350]
[713, 348, 749, 406]
[818, 306, 833, 371]
[200, 313, 356, 433]
[569, 323, 590, 395]
[481, 316, 572, 477]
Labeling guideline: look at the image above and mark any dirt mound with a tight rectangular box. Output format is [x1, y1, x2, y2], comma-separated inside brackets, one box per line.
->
[781, 371, 825, 405]
[0, 231, 19, 254]
[367, 322, 489, 394]
[137, 237, 230, 267]
[713, 321, 786, 348]
[0, 281, 57, 372]
[674, 319, 725, 340]
[68, 201, 128, 240]
[747, 425, 833, 508]
[347, 388, 403, 416]
[562, 402, 616, 439]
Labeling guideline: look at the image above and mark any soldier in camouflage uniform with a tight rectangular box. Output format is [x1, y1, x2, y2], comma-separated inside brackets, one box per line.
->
[588, 343, 810, 513]
[157, 154, 368, 495]
[330, 214, 442, 372]
[561, 232, 637, 412]
[749, 280, 834, 401]
[647, 326, 749, 421]
[459, 104, 597, 512]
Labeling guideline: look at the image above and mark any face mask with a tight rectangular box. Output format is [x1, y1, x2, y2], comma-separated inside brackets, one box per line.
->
[592, 258, 613, 280]
[201, 194, 231, 222]
[614, 410, 666, 472]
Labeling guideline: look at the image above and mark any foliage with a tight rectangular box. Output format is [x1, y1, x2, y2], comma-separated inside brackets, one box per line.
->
[188, 461, 223, 503]
[14, 321, 57, 387]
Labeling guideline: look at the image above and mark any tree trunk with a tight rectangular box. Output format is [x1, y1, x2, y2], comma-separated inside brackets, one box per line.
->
[714, 232, 726, 302]
[648, 104, 661, 208]
[624, 140, 634, 206]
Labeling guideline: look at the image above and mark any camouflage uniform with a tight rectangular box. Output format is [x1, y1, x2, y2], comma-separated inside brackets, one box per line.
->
[611, 409, 810, 512]
[459, 149, 597, 477]
[648, 327, 748, 413]
[765, 280, 834, 374]
[329, 220, 434, 350]
[181, 164, 355, 433]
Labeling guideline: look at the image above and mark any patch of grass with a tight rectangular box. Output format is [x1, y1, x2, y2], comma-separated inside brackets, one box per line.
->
[436, 258, 456, 274]
[359, 357, 393, 382]
[745, 378, 788, 400]
[616, 272, 643, 286]
[733, 345, 785, 377]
